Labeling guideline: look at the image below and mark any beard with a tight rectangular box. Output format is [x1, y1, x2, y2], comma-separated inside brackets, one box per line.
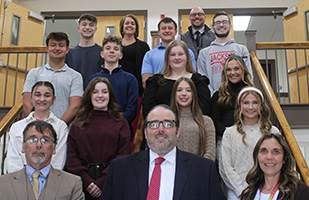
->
[30, 150, 46, 164]
[192, 23, 204, 30]
[215, 30, 230, 38]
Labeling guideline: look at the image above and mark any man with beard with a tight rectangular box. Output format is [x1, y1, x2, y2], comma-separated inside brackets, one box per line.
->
[66, 13, 104, 83]
[197, 11, 253, 96]
[0, 121, 84, 199]
[181, 7, 215, 61]
[101, 105, 224, 200]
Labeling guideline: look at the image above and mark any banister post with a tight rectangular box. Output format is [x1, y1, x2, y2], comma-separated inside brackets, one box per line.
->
[245, 30, 257, 52]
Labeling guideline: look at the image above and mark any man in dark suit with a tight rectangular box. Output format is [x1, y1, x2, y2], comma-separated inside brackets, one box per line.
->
[0, 121, 84, 200]
[101, 104, 224, 200]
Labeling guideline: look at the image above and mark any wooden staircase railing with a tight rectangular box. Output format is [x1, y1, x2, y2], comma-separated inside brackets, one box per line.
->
[251, 51, 309, 185]
[0, 98, 23, 138]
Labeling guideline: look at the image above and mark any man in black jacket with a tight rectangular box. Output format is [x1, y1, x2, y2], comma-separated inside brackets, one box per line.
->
[181, 7, 215, 60]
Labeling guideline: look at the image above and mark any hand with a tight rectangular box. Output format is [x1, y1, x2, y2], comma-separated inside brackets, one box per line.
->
[87, 182, 102, 198]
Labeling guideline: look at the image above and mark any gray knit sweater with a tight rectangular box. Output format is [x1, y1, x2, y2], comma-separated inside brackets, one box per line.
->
[176, 111, 216, 161]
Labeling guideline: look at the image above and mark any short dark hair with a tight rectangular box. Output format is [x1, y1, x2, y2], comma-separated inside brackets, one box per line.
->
[23, 121, 57, 145]
[144, 104, 179, 129]
[46, 32, 70, 47]
[119, 14, 139, 38]
[212, 11, 231, 26]
[78, 13, 97, 24]
[157, 17, 177, 30]
[102, 35, 123, 53]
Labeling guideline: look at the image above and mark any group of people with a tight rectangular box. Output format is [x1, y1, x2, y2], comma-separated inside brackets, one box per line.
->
[0, 7, 308, 200]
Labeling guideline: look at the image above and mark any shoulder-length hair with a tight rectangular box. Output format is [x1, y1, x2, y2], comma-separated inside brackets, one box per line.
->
[241, 133, 299, 200]
[119, 14, 139, 38]
[74, 77, 123, 129]
[234, 87, 272, 145]
[170, 77, 206, 156]
[161, 40, 195, 77]
[218, 54, 253, 106]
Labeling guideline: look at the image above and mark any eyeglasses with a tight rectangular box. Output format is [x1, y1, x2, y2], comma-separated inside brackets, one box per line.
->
[25, 137, 54, 145]
[147, 120, 176, 129]
[190, 13, 205, 17]
[213, 20, 230, 26]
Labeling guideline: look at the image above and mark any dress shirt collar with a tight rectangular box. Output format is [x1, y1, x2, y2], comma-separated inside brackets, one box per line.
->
[192, 26, 205, 35]
[26, 164, 51, 181]
[149, 147, 176, 165]
[26, 111, 57, 124]
[44, 63, 68, 72]
[157, 43, 166, 50]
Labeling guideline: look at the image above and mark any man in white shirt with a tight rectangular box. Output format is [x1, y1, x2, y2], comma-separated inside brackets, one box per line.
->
[101, 104, 224, 200]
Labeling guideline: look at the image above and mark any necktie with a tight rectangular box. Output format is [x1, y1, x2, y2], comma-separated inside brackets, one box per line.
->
[195, 31, 201, 52]
[32, 171, 41, 200]
[146, 157, 165, 200]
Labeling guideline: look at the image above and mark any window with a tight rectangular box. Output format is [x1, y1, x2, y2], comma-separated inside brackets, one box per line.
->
[10, 14, 20, 46]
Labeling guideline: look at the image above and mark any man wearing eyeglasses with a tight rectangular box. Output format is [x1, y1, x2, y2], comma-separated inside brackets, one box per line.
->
[0, 121, 84, 200]
[197, 11, 253, 96]
[181, 7, 215, 61]
[101, 104, 223, 200]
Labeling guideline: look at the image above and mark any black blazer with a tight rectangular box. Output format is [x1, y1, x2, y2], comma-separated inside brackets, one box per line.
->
[101, 149, 224, 200]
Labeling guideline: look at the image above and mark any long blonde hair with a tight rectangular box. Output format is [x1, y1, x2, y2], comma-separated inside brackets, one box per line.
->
[234, 87, 272, 145]
[218, 54, 253, 106]
[170, 77, 206, 156]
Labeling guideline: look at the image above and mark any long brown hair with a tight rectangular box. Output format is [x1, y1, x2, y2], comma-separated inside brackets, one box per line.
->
[234, 87, 272, 145]
[218, 54, 253, 106]
[161, 40, 195, 77]
[170, 77, 206, 156]
[241, 133, 299, 200]
[74, 77, 122, 129]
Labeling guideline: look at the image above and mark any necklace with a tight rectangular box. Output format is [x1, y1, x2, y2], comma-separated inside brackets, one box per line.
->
[244, 123, 259, 132]
[258, 183, 278, 200]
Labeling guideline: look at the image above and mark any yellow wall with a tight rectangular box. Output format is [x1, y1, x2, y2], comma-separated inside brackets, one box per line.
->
[284, 0, 309, 103]
[181, 14, 234, 39]
[0, 2, 45, 106]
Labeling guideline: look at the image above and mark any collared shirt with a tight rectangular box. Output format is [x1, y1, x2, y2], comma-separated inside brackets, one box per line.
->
[23, 63, 83, 119]
[148, 147, 176, 200]
[141, 43, 196, 75]
[6, 111, 68, 173]
[26, 164, 51, 196]
[192, 26, 205, 39]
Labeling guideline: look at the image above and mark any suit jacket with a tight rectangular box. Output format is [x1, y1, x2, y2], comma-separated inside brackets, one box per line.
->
[101, 149, 224, 200]
[0, 167, 85, 200]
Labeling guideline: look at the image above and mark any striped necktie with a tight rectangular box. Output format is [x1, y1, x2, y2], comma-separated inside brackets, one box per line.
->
[32, 171, 41, 200]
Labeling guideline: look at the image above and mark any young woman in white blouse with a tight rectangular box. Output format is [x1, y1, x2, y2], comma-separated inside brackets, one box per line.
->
[6, 81, 68, 172]
[219, 87, 280, 200]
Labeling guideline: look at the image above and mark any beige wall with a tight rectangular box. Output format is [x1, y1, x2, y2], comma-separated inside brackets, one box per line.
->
[0, 1, 45, 106]
[15, 0, 302, 47]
